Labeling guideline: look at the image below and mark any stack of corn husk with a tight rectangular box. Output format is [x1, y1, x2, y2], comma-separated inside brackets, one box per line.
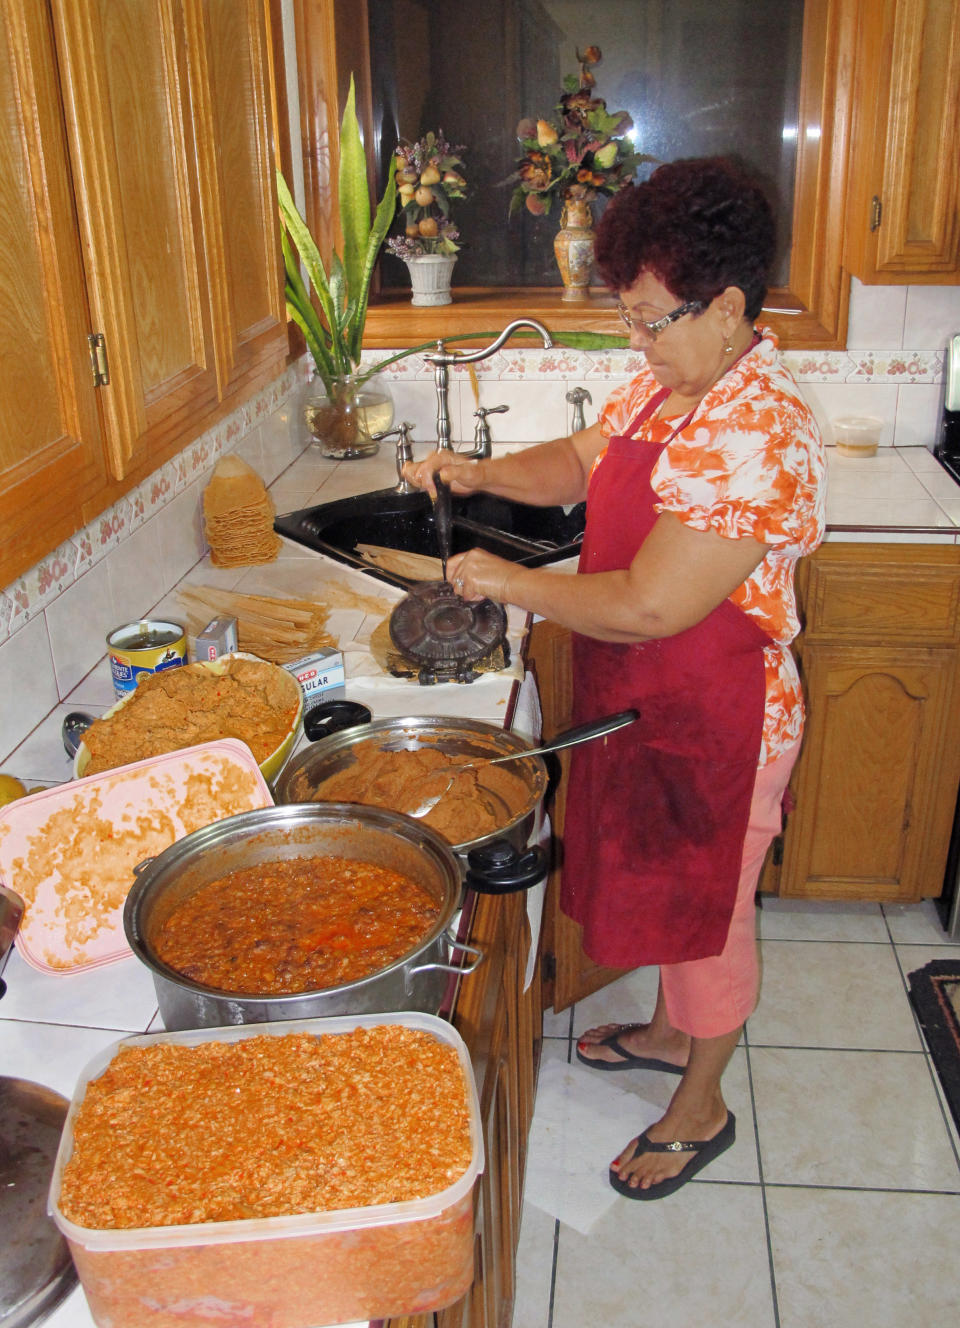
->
[176, 586, 338, 664]
[203, 456, 281, 566]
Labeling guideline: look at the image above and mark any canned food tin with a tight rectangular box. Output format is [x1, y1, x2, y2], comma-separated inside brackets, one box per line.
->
[107, 620, 187, 700]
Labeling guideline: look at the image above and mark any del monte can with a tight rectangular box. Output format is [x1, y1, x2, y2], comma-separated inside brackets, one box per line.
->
[107, 619, 186, 699]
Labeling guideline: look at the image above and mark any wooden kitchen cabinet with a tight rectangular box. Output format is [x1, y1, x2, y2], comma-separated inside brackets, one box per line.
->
[779, 543, 960, 900]
[384, 888, 542, 1328]
[844, 0, 960, 283]
[49, 0, 287, 481]
[0, 0, 109, 583]
[529, 544, 960, 1009]
[0, 0, 288, 587]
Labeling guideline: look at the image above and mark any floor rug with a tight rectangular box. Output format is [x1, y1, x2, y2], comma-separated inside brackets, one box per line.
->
[907, 960, 960, 1133]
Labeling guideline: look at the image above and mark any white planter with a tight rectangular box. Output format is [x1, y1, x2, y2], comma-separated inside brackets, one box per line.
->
[405, 254, 457, 306]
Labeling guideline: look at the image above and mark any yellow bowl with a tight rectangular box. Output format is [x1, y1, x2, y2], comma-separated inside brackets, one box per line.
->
[74, 653, 303, 784]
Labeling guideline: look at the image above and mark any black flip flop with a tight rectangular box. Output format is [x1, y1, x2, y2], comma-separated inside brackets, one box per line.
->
[575, 1028, 686, 1074]
[609, 1111, 736, 1201]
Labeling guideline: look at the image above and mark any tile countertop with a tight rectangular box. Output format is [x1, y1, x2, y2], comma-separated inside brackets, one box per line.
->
[823, 445, 960, 536]
[2, 440, 958, 1328]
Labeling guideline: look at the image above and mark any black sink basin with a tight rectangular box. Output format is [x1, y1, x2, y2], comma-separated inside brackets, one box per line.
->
[275, 487, 586, 589]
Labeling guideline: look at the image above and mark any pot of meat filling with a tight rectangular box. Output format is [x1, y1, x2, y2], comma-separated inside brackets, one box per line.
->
[123, 803, 472, 1029]
[273, 715, 549, 870]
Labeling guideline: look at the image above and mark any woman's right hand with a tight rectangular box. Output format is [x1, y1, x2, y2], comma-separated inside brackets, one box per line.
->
[402, 451, 486, 498]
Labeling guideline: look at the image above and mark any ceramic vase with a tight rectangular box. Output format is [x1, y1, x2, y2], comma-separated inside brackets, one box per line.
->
[404, 254, 457, 306]
[553, 197, 594, 301]
[302, 373, 394, 459]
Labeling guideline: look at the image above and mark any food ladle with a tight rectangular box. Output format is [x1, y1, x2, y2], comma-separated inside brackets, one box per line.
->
[410, 708, 639, 818]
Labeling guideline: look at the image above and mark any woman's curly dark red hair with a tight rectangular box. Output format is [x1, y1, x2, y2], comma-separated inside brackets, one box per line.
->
[595, 157, 776, 321]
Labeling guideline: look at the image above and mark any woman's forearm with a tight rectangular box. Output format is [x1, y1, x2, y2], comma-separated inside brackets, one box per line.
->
[451, 437, 589, 507]
[499, 565, 658, 642]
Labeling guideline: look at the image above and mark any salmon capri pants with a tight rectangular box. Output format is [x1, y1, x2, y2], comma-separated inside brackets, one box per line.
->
[659, 739, 801, 1040]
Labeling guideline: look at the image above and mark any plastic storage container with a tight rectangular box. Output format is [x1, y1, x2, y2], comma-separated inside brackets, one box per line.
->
[49, 1013, 483, 1328]
[832, 415, 883, 457]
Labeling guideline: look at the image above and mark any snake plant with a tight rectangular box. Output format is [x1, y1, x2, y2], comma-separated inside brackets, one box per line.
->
[277, 76, 397, 394]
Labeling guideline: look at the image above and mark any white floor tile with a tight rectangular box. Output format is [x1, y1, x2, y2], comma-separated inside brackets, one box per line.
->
[512, 1203, 556, 1328]
[758, 895, 888, 942]
[767, 1188, 960, 1327]
[884, 897, 958, 944]
[565, 964, 663, 1033]
[751, 1046, 960, 1190]
[550, 1184, 776, 1328]
[749, 940, 923, 1050]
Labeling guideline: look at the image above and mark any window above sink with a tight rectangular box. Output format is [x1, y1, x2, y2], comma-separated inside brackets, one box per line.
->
[288, 0, 857, 350]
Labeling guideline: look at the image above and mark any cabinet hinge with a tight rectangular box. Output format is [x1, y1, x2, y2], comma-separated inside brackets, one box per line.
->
[88, 332, 110, 388]
[869, 195, 882, 232]
[542, 951, 557, 982]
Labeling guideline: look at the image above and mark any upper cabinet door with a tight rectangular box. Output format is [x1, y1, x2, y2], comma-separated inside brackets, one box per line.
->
[0, 0, 107, 583]
[846, 0, 960, 283]
[186, 0, 287, 396]
[49, 0, 286, 482]
[49, 0, 220, 480]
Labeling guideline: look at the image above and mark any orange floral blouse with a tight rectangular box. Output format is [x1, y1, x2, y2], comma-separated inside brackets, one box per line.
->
[597, 329, 826, 765]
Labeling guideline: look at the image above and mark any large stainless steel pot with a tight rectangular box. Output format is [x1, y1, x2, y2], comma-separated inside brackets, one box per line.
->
[274, 715, 549, 865]
[123, 802, 477, 1030]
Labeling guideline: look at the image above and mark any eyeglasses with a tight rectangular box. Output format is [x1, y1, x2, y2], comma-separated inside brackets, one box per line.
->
[617, 299, 705, 339]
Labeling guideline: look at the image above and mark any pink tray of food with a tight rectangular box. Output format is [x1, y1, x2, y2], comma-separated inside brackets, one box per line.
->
[0, 739, 273, 975]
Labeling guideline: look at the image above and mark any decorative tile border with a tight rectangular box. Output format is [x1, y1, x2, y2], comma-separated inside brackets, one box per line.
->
[0, 361, 308, 647]
[368, 346, 945, 387]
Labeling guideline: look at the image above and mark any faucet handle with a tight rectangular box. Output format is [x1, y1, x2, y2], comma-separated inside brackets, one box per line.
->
[566, 386, 593, 433]
[471, 404, 509, 457]
[374, 422, 418, 491]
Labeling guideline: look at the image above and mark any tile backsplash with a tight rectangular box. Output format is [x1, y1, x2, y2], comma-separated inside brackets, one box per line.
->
[2, 279, 959, 766]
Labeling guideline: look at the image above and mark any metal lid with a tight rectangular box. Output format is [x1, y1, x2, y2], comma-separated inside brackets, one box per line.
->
[389, 581, 507, 683]
[0, 1078, 78, 1328]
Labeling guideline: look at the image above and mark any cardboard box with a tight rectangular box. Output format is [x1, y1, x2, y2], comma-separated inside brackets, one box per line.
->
[283, 648, 346, 708]
[194, 616, 238, 662]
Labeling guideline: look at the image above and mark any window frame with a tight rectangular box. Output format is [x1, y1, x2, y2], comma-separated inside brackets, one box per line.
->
[291, 0, 857, 351]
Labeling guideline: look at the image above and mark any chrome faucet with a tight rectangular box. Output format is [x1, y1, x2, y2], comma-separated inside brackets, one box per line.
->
[423, 318, 554, 452]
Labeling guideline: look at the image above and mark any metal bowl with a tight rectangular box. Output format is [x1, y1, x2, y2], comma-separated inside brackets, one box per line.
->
[273, 715, 548, 860]
[123, 802, 466, 1029]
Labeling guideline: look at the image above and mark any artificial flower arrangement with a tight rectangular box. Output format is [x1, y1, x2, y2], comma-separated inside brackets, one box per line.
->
[509, 46, 647, 218]
[386, 131, 467, 260]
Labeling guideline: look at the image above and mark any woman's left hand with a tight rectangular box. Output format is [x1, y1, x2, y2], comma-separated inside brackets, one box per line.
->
[447, 549, 515, 604]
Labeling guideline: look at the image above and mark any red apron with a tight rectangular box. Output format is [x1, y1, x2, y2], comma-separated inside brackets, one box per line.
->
[560, 388, 772, 967]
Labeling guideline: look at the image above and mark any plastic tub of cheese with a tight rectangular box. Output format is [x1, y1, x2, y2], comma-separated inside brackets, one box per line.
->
[48, 1013, 482, 1328]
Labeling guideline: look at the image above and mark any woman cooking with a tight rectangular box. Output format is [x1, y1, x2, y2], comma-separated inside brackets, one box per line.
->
[404, 156, 825, 1200]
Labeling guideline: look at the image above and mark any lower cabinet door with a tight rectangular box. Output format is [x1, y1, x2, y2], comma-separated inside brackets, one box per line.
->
[782, 642, 960, 900]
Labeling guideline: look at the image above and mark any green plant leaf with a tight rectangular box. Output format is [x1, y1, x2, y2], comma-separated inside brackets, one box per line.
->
[286, 297, 336, 391]
[281, 230, 329, 354]
[349, 166, 397, 364]
[276, 170, 340, 361]
[338, 76, 372, 355]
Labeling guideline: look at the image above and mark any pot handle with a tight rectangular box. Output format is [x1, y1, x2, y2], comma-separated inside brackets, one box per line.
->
[464, 841, 549, 895]
[132, 857, 156, 876]
[303, 700, 373, 742]
[406, 937, 484, 981]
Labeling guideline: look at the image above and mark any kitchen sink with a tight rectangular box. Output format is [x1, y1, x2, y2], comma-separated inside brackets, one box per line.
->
[274, 487, 586, 589]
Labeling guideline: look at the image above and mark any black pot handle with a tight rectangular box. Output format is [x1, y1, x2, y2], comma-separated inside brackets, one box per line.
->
[303, 700, 373, 741]
[464, 839, 549, 895]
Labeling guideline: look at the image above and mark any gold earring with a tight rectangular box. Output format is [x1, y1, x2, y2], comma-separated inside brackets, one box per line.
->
[723, 336, 735, 354]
